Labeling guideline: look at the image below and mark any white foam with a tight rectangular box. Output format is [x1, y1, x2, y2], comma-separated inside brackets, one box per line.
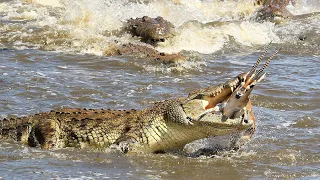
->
[157, 23, 227, 54]
[287, 0, 320, 15]
[142, 60, 206, 73]
[158, 20, 280, 54]
[0, 0, 318, 56]
[36, 71, 46, 76]
[25, 0, 63, 7]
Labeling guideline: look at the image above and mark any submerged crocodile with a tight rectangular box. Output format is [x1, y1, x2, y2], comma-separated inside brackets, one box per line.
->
[104, 42, 186, 65]
[0, 46, 279, 154]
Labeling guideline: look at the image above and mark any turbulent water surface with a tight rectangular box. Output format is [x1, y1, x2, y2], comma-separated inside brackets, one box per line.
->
[0, 0, 319, 179]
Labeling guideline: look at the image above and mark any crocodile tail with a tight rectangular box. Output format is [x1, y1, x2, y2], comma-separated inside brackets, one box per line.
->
[0, 117, 33, 144]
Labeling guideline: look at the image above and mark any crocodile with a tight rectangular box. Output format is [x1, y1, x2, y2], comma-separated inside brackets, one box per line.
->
[253, 0, 295, 23]
[0, 99, 253, 154]
[103, 16, 186, 65]
[0, 47, 278, 154]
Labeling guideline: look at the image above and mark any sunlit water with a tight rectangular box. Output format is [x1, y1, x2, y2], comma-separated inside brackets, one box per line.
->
[0, 0, 319, 179]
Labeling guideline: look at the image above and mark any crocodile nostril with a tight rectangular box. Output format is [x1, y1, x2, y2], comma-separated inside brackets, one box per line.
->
[244, 119, 248, 123]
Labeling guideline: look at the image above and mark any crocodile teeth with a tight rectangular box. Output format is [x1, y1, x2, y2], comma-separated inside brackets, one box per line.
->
[231, 87, 234, 92]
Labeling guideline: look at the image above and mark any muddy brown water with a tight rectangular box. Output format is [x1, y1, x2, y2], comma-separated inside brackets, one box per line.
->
[0, 0, 320, 179]
[1, 49, 319, 179]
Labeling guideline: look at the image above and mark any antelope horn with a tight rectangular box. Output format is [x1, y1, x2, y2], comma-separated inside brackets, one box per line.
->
[254, 48, 281, 80]
[247, 42, 272, 76]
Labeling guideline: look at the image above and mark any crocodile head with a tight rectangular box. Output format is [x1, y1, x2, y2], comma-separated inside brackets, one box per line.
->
[126, 16, 175, 43]
[183, 98, 254, 132]
[253, 0, 294, 23]
[150, 97, 255, 153]
[182, 100, 256, 157]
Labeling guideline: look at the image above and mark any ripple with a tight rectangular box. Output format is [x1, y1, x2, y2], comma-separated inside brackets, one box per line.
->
[291, 115, 320, 129]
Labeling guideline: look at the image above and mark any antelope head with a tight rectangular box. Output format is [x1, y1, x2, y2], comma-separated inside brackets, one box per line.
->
[222, 45, 280, 119]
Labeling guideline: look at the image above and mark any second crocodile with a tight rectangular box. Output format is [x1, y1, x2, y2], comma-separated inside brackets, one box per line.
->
[103, 16, 186, 65]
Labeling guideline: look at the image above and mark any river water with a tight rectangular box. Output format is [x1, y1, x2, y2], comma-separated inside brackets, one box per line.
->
[0, 0, 319, 179]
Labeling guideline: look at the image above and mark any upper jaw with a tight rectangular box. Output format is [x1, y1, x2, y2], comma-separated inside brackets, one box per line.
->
[182, 99, 254, 129]
[198, 110, 254, 128]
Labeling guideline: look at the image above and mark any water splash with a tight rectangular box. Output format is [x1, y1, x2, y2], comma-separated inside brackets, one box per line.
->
[287, 0, 320, 15]
[0, 0, 273, 55]
[0, 0, 319, 57]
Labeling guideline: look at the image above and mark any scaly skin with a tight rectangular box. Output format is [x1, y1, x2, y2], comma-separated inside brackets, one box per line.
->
[125, 16, 175, 44]
[185, 75, 242, 111]
[0, 80, 253, 154]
